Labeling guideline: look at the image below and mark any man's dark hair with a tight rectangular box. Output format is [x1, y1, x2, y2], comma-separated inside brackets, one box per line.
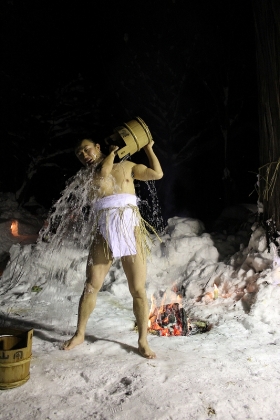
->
[74, 135, 97, 150]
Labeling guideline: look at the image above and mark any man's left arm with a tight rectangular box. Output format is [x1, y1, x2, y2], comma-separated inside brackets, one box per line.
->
[132, 141, 163, 181]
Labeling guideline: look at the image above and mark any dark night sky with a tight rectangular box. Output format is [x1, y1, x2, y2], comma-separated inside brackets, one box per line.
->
[0, 0, 259, 227]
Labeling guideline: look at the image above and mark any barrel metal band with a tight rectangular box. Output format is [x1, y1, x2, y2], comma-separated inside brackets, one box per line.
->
[0, 355, 32, 368]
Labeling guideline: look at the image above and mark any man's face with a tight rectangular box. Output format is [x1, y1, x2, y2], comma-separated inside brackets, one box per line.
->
[75, 139, 101, 166]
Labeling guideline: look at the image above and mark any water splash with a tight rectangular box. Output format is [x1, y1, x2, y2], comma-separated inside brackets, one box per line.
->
[136, 180, 165, 234]
[0, 167, 98, 311]
[39, 166, 96, 251]
[119, 155, 131, 163]
[0, 162, 165, 321]
[118, 155, 165, 232]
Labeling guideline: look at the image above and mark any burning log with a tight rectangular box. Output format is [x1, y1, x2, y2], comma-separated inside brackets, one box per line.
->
[148, 302, 211, 337]
[148, 303, 188, 336]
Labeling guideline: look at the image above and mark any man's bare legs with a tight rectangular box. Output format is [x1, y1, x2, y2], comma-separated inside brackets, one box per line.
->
[62, 235, 112, 350]
[63, 232, 155, 358]
[121, 239, 156, 359]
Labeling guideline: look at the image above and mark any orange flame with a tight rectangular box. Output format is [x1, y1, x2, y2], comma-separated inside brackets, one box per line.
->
[11, 220, 19, 236]
[213, 283, 218, 299]
[148, 292, 185, 336]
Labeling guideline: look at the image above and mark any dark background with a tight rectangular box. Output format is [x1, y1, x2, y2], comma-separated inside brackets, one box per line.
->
[0, 0, 259, 228]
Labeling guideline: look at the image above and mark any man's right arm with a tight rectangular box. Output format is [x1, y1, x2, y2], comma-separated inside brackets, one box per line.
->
[97, 146, 119, 177]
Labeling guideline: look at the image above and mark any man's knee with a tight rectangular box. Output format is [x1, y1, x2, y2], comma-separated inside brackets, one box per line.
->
[129, 286, 147, 299]
[83, 282, 100, 295]
[84, 284, 94, 294]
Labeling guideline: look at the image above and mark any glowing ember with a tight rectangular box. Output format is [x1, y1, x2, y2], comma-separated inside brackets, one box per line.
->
[11, 220, 19, 236]
[148, 297, 188, 336]
[147, 294, 211, 336]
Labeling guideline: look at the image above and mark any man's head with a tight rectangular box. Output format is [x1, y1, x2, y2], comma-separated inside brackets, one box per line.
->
[75, 138, 102, 167]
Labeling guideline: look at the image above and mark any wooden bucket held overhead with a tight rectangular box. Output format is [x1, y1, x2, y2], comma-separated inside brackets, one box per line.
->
[113, 117, 153, 160]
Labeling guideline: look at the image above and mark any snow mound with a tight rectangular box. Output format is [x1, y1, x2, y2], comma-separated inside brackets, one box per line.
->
[0, 211, 279, 336]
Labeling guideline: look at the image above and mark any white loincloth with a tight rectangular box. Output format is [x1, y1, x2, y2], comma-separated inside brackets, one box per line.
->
[93, 194, 141, 258]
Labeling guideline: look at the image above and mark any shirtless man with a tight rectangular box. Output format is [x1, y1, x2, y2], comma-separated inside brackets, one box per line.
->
[62, 137, 163, 358]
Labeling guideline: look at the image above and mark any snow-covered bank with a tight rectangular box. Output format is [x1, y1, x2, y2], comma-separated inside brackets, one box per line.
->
[1, 197, 280, 420]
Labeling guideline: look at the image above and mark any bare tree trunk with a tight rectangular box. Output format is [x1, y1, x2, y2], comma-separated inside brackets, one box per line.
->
[253, 0, 280, 229]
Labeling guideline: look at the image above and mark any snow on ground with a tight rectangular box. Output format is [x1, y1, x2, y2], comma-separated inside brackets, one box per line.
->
[1, 194, 280, 420]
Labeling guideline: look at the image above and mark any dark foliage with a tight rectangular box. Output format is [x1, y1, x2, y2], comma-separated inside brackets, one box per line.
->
[253, 0, 280, 230]
[0, 0, 259, 225]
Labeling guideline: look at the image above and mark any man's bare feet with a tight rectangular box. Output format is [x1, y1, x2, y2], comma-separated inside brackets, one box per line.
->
[138, 340, 156, 359]
[62, 332, 84, 350]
